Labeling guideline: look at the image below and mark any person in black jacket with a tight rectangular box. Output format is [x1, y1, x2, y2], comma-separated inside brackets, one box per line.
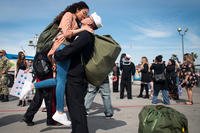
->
[54, 14, 102, 133]
[120, 54, 135, 99]
[151, 55, 170, 104]
[137, 57, 151, 98]
[166, 59, 179, 100]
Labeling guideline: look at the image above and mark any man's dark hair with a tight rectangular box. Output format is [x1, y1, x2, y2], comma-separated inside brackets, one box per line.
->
[155, 55, 163, 63]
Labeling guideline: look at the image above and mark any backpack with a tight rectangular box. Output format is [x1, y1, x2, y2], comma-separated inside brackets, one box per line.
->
[153, 64, 166, 83]
[138, 105, 188, 133]
[33, 19, 60, 78]
[36, 22, 60, 53]
[154, 72, 166, 82]
[84, 34, 121, 86]
[33, 52, 52, 78]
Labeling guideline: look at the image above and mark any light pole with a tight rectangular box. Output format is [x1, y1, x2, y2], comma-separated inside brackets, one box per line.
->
[177, 27, 188, 61]
[28, 34, 38, 49]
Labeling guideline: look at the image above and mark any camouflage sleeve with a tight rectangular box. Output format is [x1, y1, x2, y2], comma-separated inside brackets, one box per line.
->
[2, 58, 10, 73]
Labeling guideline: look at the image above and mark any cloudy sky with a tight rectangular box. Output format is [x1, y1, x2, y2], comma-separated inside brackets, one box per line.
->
[0, 0, 200, 64]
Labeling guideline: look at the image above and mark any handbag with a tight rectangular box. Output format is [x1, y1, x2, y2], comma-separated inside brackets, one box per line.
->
[154, 72, 166, 82]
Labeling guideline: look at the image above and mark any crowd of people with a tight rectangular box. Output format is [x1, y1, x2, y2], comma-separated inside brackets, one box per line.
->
[112, 53, 199, 105]
[0, 1, 199, 133]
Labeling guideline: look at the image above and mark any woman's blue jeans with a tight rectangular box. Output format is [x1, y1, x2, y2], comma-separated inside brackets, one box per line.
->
[34, 44, 70, 112]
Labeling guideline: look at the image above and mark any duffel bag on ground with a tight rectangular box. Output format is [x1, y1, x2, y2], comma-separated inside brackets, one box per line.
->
[138, 105, 188, 133]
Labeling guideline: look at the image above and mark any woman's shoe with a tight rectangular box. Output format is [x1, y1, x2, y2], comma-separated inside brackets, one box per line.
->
[185, 101, 193, 105]
[143, 95, 149, 99]
[52, 111, 71, 127]
[21, 100, 26, 107]
[137, 95, 143, 98]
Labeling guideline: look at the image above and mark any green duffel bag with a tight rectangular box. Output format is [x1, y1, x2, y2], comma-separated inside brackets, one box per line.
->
[138, 105, 188, 133]
[84, 34, 121, 86]
[36, 21, 60, 53]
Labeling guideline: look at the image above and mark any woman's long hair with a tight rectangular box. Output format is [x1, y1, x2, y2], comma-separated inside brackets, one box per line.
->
[141, 56, 148, 64]
[141, 56, 150, 72]
[54, 1, 89, 24]
[16, 51, 26, 70]
[184, 53, 194, 64]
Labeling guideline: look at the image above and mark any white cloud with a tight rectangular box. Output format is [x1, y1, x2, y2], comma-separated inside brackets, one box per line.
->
[135, 26, 172, 38]
[186, 32, 200, 48]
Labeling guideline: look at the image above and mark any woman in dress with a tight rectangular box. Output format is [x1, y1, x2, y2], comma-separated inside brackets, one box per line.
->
[179, 53, 198, 105]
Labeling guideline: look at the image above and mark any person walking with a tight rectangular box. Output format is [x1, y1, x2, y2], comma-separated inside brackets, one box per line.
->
[120, 54, 135, 99]
[112, 63, 120, 92]
[0, 50, 11, 102]
[23, 76, 56, 126]
[137, 57, 151, 99]
[151, 55, 170, 105]
[85, 76, 114, 118]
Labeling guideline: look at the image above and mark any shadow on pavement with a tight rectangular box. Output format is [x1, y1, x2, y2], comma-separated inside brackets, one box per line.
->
[88, 116, 127, 133]
[175, 98, 187, 104]
[8, 95, 19, 101]
[89, 102, 121, 116]
[0, 114, 23, 127]
[40, 126, 70, 132]
[34, 119, 47, 125]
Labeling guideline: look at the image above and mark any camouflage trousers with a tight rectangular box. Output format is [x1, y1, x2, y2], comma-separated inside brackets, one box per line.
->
[0, 74, 9, 95]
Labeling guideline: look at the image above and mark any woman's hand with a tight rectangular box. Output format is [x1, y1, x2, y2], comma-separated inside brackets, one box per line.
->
[52, 63, 56, 71]
[63, 30, 73, 38]
[48, 49, 55, 57]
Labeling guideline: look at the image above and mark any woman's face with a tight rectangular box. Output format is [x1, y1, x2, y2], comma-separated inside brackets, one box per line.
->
[168, 60, 172, 65]
[76, 8, 89, 21]
[20, 53, 25, 60]
[141, 58, 146, 64]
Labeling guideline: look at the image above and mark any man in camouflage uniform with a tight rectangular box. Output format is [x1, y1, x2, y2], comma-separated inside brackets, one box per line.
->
[0, 50, 10, 102]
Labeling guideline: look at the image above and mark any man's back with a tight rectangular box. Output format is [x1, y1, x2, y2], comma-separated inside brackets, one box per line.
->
[55, 31, 95, 79]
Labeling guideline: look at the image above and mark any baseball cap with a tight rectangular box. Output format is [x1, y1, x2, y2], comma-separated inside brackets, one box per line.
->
[126, 54, 131, 59]
[90, 12, 103, 29]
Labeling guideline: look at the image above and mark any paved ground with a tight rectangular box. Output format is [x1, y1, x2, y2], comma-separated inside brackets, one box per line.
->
[0, 82, 200, 133]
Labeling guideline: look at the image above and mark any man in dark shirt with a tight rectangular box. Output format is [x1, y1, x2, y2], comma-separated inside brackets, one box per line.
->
[120, 54, 135, 99]
[54, 13, 102, 133]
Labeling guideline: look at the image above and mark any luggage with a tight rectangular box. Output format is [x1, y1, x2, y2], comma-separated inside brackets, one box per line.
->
[36, 22, 60, 53]
[138, 105, 188, 133]
[33, 52, 52, 78]
[33, 20, 60, 78]
[84, 34, 121, 86]
[154, 72, 166, 82]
